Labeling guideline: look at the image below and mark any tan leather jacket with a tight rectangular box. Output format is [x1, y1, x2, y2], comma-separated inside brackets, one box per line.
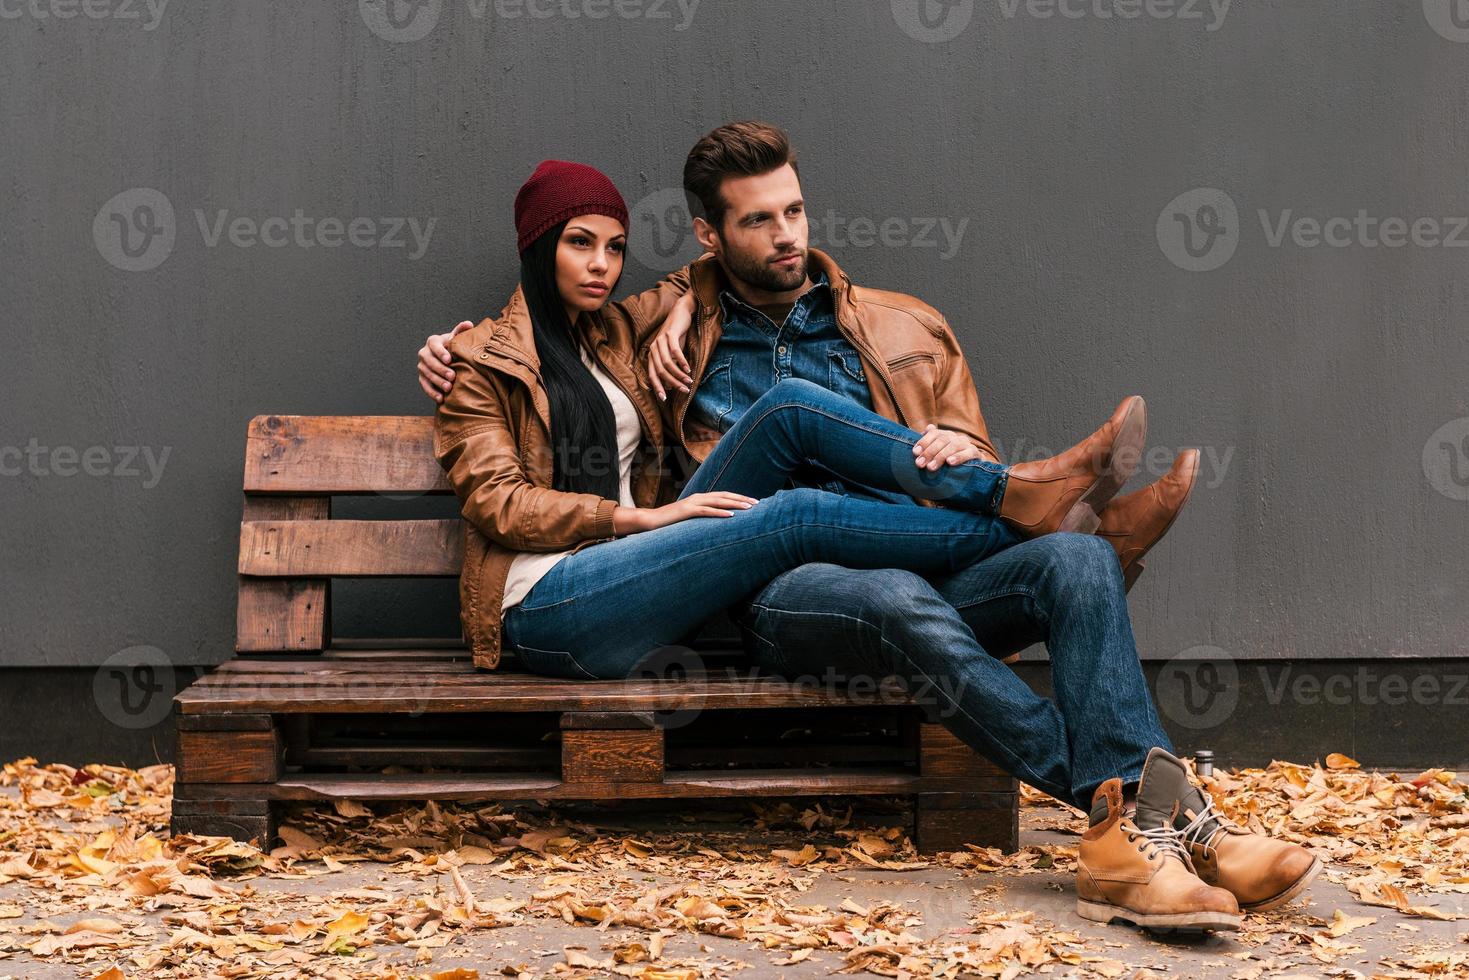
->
[655, 249, 999, 468]
[434, 274, 688, 669]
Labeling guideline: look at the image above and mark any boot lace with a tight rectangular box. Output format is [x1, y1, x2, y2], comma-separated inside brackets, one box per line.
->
[1126, 823, 1191, 867]
[1174, 798, 1231, 855]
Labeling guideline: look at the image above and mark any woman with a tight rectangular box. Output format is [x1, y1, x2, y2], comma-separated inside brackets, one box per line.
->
[433, 160, 1143, 679]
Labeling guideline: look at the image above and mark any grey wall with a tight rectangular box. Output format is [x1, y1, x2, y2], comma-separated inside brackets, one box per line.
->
[3, 0, 1467, 672]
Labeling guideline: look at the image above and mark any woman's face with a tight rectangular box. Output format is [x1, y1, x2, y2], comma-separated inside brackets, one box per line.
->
[556, 213, 626, 318]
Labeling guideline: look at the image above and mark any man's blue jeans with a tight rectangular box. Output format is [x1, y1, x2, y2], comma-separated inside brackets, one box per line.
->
[502, 486, 1017, 682]
[733, 537, 1175, 811]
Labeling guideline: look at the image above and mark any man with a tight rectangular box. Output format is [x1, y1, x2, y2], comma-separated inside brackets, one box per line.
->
[416, 122, 1319, 932]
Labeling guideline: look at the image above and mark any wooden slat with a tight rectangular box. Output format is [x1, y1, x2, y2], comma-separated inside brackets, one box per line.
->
[244, 415, 451, 494]
[176, 713, 276, 731]
[171, 768, 991, 802]
[193, 666, 765, 688]
[174, 675, 919, 714]
[561, 711, 658, 730]
[213, 659, 477, 675]
[236, 497, 330, 652]
[239, 519, 463, 577]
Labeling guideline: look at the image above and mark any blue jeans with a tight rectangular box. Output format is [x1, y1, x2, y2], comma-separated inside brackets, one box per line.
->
[680, 378, 1011, 514]
[502, 487, 1017, 681]
[734, 535, 1175, 810]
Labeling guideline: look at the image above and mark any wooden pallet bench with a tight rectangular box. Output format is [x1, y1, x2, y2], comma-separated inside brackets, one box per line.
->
[170, 415, 1020, 854]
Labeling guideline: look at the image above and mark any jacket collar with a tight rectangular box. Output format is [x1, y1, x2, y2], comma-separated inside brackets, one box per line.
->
[483, 285, 542, 375]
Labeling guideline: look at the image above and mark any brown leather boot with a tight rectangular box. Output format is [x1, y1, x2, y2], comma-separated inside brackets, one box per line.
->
[999, 396, 1147, 538]
[1133, 747, 1322, 912]
[1077, 778, 1241, 932]
[1095, 449, 1200, 592]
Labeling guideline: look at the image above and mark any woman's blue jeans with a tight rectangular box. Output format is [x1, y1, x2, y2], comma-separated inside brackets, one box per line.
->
[679, 379, 1011, 512]
[502, 484, 1018, 679]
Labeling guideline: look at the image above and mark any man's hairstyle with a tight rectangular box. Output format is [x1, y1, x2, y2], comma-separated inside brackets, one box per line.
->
[682, 121, 799, 232]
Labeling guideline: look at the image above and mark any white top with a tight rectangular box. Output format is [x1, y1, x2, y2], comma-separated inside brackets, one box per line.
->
[501, 345, 641, 613]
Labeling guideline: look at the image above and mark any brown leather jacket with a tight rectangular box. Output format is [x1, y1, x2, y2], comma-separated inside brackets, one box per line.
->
[438, 251, 999, 669]
[655, 248, 999, 467]
[434, 274, 688, 669]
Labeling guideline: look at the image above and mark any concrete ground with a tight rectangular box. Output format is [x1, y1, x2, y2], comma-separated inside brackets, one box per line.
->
[0, 789, 1464, 979]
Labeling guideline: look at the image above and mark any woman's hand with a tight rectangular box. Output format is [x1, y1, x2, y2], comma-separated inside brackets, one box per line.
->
[647, 293, 697, 402]
[614, 491, 758, 534]
[419, 320, 475, 403]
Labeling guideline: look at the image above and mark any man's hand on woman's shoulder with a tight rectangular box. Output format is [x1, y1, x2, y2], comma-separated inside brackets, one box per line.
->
[419, 320, 475, 403]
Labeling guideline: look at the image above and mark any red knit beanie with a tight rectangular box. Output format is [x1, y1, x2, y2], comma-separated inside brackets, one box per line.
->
[514, 160, 630, 256]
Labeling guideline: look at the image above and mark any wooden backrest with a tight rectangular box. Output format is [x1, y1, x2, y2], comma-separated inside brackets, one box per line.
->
[236, 415, 458, 653]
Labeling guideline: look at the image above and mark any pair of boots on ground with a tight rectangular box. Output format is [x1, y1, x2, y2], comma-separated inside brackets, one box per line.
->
[995, 407, 1321, 931]
[1076, 747, 1322, 933]
[995, 394, 1195, 589]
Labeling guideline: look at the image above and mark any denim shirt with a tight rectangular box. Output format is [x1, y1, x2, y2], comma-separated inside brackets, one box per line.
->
[689, 271, 874, 435]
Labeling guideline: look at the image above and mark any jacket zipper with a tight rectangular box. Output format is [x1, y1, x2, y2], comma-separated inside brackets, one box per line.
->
[674, 304, 714, 454]
[831, 274, 910, 428]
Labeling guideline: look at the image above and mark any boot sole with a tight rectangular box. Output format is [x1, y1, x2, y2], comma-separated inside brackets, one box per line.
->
[1076, 898, 1241, 934]
[1059, 396, 1148, 533]
[1238, 855, 1323, 912]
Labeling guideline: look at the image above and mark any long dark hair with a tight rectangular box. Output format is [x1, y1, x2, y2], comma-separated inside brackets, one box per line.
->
[520, 221, 621, 500]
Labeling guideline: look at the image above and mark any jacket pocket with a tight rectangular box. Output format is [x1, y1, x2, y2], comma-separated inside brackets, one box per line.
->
[827, 346, 867, 387]
[512, 644, 602, 681]
[885, 350, 936, 372]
